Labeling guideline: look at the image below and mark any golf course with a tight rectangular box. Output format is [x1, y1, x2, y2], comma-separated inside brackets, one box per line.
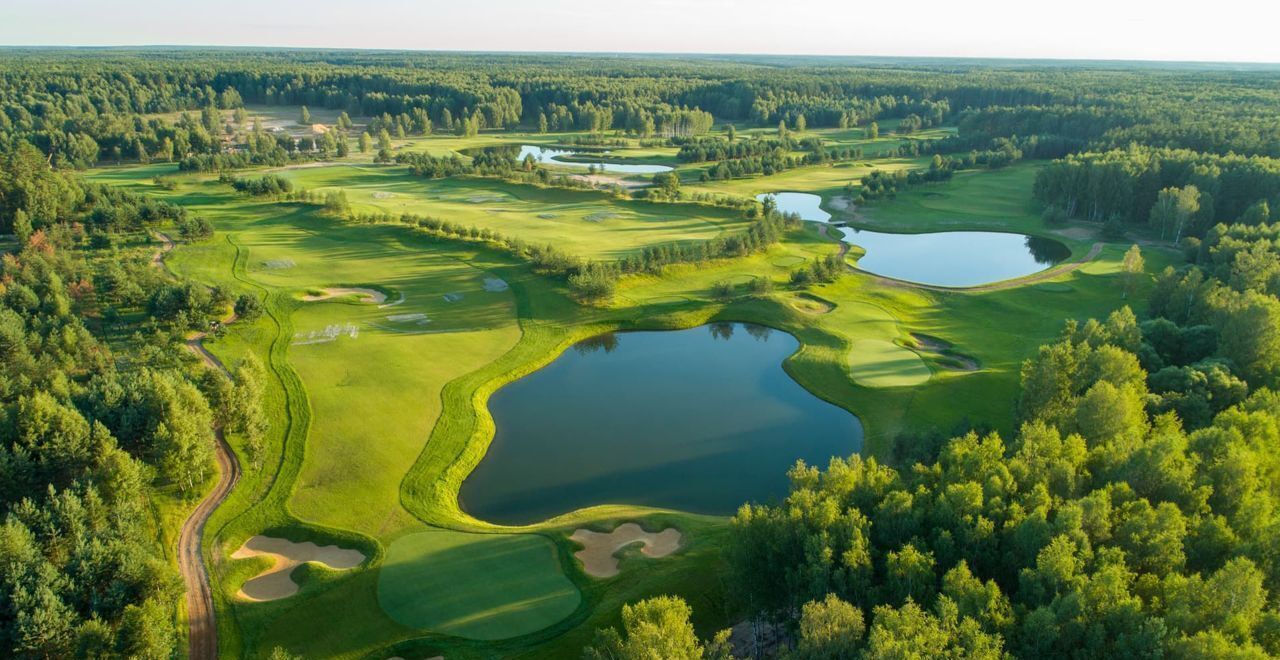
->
[70, 94, 1183, 659]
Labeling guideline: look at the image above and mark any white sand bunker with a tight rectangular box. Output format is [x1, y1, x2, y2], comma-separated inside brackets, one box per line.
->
[483, 277, 509, 292]
[571, 523, 682, 578]
[231, 535, 365, 602]
[293, 323, 359, 345]
[302, 287, 388, 304]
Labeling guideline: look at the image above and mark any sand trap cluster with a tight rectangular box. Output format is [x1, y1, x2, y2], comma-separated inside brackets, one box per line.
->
[232, 536, 365, 602]
[571, 523, 682, 578]
[483, 277, 509, 292]
[293, 323, 359, 345]
[302, 287, 388, 304]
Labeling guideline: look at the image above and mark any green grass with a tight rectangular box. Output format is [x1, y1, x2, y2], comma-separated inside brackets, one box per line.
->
[377, 530, 582, 641]
[83, 136, 1185, 659]
[276, 164, 748, 259]
[848, 339, 932, 387]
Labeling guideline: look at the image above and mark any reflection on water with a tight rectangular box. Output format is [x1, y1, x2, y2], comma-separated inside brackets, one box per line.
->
[460, 323, 862, 524]
[839, 227, 1070, 287]
[465, 144, 674, 174]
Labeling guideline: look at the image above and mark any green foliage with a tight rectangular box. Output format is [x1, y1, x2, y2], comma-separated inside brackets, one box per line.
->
[586, 596, 731, 660]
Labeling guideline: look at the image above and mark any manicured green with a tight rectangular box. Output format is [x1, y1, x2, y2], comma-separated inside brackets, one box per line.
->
[848, 339, 932, 387]
[378, 530, 582, 641]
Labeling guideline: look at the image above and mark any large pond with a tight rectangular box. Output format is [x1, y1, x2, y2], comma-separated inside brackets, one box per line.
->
[840, 228, 1071, 287]
[468, 144, 673, 174]
[760, 191, 1070, 287]
[459, 323, 862, 524]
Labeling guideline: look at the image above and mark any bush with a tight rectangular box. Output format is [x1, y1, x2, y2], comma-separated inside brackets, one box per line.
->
[233, 294, 264, 321]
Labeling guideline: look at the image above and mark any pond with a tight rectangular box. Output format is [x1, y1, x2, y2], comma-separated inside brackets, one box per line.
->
[757, 192, 831, 222]
[459, 323, 862, 524]
[469, 144, 674, 174]
[759, 191, 1070, 287]
[839, 228, 1071, 287]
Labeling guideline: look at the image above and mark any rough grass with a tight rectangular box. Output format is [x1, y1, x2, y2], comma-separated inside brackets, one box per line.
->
[377, 530, 581, 641]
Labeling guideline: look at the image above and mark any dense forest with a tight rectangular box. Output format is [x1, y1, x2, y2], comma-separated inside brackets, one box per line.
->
[2, 48, 1280, 659]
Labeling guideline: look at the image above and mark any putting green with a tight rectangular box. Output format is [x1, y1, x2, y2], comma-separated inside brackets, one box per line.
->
[377, 529, 580, 640]
[849, 339, 932, 388]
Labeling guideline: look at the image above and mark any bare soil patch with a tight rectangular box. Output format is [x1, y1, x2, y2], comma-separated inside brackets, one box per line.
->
[302, 287, 388, 304]
[570, 523, 681, 578]
[231, 536, 365, 602]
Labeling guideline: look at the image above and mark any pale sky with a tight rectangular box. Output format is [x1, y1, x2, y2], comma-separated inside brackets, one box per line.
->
[3, 0, 1279, 64]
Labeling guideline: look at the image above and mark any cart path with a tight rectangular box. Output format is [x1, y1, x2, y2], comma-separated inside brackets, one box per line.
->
[153, 232, 241, 660]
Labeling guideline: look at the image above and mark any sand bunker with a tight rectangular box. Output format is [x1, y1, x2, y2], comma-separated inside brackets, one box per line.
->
[483, 277, 509, 292]
[302, 287, 388, 304]
[293, 323, 359, 345]
[571, 523, 681, 578]
[232, 535, 365, 602]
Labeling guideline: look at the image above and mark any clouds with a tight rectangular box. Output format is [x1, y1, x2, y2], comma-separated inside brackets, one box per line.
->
[1, 0, 1277, 63]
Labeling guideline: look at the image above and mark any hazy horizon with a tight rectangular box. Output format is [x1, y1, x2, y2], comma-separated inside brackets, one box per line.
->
[4, 0, 1279, 64]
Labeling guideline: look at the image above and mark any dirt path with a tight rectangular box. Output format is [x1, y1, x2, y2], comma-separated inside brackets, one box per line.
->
[152, 231, 241, 660]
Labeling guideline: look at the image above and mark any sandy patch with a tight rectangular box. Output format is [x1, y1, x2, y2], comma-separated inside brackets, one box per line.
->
[483, 277, 509, 292]
[571, 523, 681, 578]
[261, 259, 296, 270]
[302, 287, 388, 304]
[293, 323, 359, 345]
[232, 536, 365, 602]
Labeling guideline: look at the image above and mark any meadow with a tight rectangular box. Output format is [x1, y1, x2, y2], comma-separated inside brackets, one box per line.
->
[84, 117, 1177, 659]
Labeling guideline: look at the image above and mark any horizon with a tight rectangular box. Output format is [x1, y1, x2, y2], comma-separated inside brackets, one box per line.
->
[4, 0, 1279, 64]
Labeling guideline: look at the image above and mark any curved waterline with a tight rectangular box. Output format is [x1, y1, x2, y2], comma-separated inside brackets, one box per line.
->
[459, 323, 862, 524]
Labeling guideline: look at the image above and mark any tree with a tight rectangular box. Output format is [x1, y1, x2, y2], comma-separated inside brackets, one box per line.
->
[359, 132, 372, 154]
[299, 105, 311, 124]
[1122, 244, 1145, 299]
[585, 596, 731, 660]
[868, 122, 880, 139]
[538, 112, 548, 133]
[793, 594, 865, 659]
[796, 113, 807, 132]
[233, 293, 263, 321]
[1149, 185, 1199, 242]
[726, 124, 736, 141]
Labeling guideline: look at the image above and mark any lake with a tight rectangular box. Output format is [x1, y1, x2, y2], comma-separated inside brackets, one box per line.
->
[840, 228, 1070, 287]
[470, 144, 674, 174]
[756, 192, 831, 222]
[760, 191, 1069, 287]
[459, 323, 862, 524]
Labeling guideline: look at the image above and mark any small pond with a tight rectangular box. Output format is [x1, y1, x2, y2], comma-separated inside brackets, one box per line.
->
[840, 227, 1071, 287]
[757, 192, 831, 222]
[459, 323, 862, 524]
[469, 144, 674, 174]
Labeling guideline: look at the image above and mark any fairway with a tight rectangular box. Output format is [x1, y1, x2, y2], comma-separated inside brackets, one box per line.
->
[277, 164, 748, 259]
[848, 339, 932, 387]
[377, 529, 581, 640]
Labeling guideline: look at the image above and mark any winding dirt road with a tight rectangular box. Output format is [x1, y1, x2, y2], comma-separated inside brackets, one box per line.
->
[152, 232, 241, 660]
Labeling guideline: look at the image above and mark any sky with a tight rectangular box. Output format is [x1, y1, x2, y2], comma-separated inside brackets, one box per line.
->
[3, 0, 1279, 64]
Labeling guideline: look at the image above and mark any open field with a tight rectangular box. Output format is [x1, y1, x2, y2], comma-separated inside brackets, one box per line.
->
[82, 122, 1179, 658]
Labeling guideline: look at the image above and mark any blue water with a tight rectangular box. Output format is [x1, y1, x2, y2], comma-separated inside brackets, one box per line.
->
[459, 323, 862, 524]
